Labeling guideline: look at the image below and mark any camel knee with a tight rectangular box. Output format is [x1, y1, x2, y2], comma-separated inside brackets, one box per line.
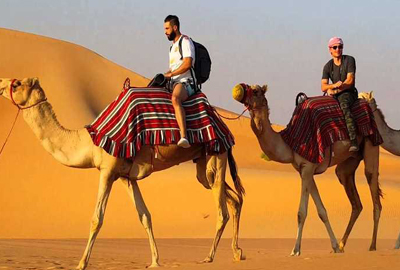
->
[226, 189, 243, 210]
[352, 204, 363, 218]
[373, 206, 382, 220]
[297, 211, 307, 225]
[139, 213, 152, 229]
[317, 208, 329, 223]
[364, 170, 379, 184]
[217, 212, 230, 227]
[90, 218, 103, 232]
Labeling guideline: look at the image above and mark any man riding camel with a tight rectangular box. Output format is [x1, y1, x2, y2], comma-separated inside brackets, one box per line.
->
[321, 37, 359, 152]
[163, 15, 196, 148]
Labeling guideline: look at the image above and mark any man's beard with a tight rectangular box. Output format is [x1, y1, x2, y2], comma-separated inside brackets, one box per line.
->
[167, 31, 176, 41]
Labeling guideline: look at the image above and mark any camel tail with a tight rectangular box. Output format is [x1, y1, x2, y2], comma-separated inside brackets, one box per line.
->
[227, 148, 245, 197]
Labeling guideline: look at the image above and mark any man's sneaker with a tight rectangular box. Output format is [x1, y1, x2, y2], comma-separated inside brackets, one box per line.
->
[349, 140, 359, 152]
[177, 137, 190, 148]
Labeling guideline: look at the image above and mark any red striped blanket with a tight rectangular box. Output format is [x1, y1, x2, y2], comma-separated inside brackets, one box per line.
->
[85, 87, 235, 158]
[280, 96, 382, 163]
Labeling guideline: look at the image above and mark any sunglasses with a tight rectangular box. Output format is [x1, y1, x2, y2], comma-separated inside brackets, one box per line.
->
[331, 45, 343, 50]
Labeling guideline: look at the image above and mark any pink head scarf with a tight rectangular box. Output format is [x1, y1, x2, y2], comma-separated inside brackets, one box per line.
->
[328, 37, 343, 48]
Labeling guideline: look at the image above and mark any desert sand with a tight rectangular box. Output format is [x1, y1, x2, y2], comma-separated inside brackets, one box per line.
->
[1, 28, 400, 269]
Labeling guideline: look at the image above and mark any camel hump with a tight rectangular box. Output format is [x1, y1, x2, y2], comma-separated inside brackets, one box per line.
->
[86, 86, 235, 159]
[280, 96, 382, 163]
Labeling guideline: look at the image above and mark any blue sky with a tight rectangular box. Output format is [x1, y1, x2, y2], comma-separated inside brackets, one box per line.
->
[1, 0, 399, 125]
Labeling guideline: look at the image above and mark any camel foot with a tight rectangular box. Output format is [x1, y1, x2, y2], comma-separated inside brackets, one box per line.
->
[332, 246, 343, 253]
[233, 248, 246, 261]
[200, 256, 213, 263]
[76, 261, 87, 270]
[290, 249, 301, 256]
[338, 241, 345, 253]
[369, 246, 377, 251]
[146, 262, 160, 268]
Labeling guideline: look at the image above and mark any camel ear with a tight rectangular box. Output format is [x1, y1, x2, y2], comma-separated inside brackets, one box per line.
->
[30, 77, 39, 87]
[261, 84, 268, 94]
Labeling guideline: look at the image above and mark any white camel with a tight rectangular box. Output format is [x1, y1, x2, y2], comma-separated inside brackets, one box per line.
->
[233, 84, 382, 255]
[359, 91, 400, 249]
[0, 78, 245, 269]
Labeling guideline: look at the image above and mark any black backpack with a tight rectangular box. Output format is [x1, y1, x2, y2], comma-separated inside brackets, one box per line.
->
[178, 36, 211, 87]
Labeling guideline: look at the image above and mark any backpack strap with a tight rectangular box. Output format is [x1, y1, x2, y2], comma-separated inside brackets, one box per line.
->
[178, 35, 185, 60]
[329, 59, 334, 83]
[340, 55, 348, 81]
[178, 35, 198, 90]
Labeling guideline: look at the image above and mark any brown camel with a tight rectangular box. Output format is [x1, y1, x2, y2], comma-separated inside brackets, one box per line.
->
[0, 78, 245, 270]
[359, 91, 400, 249]
[232, 84, 382, 255]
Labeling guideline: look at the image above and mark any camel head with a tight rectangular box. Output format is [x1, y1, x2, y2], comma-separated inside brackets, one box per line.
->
[232, 83, 269, 136]
[0, 78, 46, 108]
[358, 91, 377, 111]
[232, 83, 269, 111]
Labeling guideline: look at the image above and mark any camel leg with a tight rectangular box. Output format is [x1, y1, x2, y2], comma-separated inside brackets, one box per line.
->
[121, 178, 160, 268]
[197, 157, 243, 261]
[335, 157, 363, 252]
[291, 168, 312, 256]
[309, 180, 341, 253]
[395, 231, 400, 249]
[203, 154, 230, 263]
[77, 170, 114, 270]
[364, 139, 381, 251]
[225, 185, 245, 261]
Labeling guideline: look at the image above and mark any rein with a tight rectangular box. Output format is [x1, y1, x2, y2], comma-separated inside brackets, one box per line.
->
[0, 79, 47, 158]
[213, 106, 249, 120]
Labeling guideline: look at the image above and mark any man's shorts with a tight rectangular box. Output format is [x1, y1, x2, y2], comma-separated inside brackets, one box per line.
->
[181, 81, 196, 97]
[172, 81, 197, 97]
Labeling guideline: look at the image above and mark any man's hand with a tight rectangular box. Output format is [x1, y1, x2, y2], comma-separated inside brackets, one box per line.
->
[164, 71, 173, 79]
[327, 89, 338, 96]
[334, 81, 343, 89]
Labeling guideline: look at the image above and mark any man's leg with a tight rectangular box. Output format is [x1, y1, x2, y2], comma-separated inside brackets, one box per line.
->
[171, 83, 190, 148]
[337, 92, 358, 151]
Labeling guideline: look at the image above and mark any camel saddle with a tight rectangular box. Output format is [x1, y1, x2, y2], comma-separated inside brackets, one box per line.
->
[86, 85, 234, 159]
[280, 95, 383, 163]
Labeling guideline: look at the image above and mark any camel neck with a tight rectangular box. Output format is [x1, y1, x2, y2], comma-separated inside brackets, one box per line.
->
[21, 102, 87, 166]
[250, 108, 293, 164]
[373, 108, 400, 155]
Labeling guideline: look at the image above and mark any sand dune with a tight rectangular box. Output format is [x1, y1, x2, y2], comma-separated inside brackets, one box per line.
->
[1, 28, 400, 269]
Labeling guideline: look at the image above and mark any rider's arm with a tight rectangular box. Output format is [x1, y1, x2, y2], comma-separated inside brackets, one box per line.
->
[337, 56, 356, 93]
[321, 62, 340, 94]
[165, 57, 192, 78]
[321, 78, 342, 93]
[337, 72, 355, 92]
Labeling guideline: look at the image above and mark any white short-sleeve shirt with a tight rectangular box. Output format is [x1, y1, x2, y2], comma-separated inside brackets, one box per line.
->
[169, 35, 195, 83]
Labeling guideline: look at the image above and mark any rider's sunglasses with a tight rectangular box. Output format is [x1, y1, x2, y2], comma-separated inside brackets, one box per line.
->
[331, 45, 343, 50]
